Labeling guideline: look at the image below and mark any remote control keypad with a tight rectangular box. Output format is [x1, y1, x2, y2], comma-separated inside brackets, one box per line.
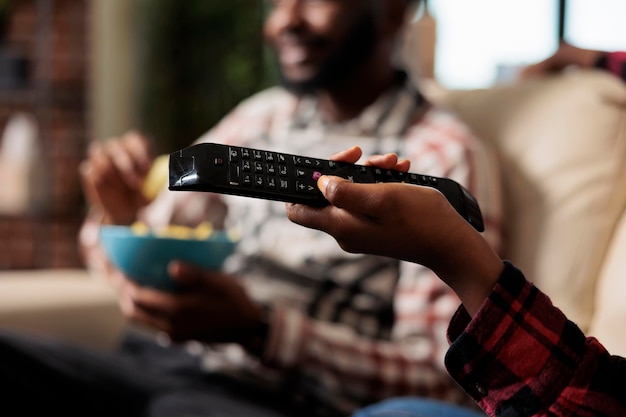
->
[226, 146, 440, 197]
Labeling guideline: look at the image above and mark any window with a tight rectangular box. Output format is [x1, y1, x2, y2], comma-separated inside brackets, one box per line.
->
[566, 0, 626, 50]
[425, 0, 626, 89]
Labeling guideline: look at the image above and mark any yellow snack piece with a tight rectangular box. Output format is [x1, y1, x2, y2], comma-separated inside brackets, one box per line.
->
[130, 221, 150, 236]
[129, 221, 236, 242]
[156, 224, 195, 240]
[193, 222, 214, 239]
[142, 154, 170, 202]
[226, 228, 241, 242]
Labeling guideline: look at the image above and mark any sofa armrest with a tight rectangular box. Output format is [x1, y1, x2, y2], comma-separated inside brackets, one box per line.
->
[588, 211, 626, 357]
[0, 269, 127, 350]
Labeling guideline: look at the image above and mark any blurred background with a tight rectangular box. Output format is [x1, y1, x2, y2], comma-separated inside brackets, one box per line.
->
[0, 0, 624, 271]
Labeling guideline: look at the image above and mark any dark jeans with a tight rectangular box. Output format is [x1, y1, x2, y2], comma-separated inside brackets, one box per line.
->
[0, 329, 336, 417]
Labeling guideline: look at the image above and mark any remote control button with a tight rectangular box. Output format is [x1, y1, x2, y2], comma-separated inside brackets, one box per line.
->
[296, 169, 306, 178]
[253, 150, 262, 160]
[229, 164, 241, 185]
[279, 179, 289, 191]
[254, 175, 264, 187]
[265, 152, 275, 162]
[277, 154, 287, 164]
[241, 148, 251, 159]
[267, 177, 277, 189]
[293, 156, 322, 168]
[228, 147, 240, 163]
[254, 161, 264, 173]
[242, 160, 251, 172]
[266, 164, 276, 175]
[296, 181, 317, 193]
[279, 165, 288, 177]
[243, 174, 252, 186]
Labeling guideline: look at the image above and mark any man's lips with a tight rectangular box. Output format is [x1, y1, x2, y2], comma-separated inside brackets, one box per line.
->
[278, 43, 309, 66]
[274, 35, 324, 67]
[277, 42, 311, 65]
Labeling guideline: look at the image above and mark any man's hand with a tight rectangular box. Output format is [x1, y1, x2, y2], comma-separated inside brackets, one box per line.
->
[80, 131, 154, 225]
[116, 262, 264, 346]
[520, 43, 603, 79]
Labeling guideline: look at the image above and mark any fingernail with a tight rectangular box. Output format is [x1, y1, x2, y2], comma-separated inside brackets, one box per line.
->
[318, 176, 330, 193]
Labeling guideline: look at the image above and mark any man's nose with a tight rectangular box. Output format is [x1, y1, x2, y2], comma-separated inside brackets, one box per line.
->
[270, 0, 305, 31]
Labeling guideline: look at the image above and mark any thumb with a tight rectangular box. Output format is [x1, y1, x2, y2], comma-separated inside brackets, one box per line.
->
[318, 175, 375, 215]
[167, 261, 206, 288]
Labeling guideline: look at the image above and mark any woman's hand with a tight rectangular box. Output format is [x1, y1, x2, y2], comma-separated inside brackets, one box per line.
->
[286, 147, 504, 315]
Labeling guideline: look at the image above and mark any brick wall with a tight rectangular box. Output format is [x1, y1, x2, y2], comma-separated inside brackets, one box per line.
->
[0, 0, 89, 269]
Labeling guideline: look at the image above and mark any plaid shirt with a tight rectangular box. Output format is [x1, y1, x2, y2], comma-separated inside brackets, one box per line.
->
[83, 72, 502, 414]
[446, 262, 626, 417]
[595, 51, 626, 81]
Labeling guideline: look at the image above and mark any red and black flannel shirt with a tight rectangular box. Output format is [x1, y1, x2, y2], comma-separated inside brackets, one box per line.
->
[445, 262, 626, 417]
[595, 51, 626, 82]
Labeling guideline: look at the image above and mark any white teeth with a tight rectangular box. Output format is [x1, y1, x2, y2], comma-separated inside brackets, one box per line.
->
[280, 45, 307, 65]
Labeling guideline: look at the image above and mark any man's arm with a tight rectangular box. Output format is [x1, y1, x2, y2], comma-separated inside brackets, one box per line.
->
[594, 51, 626, 82]
[520, 43, 626, 82]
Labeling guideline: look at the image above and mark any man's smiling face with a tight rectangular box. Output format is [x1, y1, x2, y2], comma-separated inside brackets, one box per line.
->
[264, 0, 381, 94]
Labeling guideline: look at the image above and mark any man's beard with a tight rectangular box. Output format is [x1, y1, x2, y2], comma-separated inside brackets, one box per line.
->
[277, 13, 379, 96]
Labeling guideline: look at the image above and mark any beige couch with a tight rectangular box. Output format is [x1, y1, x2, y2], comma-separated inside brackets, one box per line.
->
[0, 268, 126, 349]
[1, 70, 625, 356]
[426, 70, 626, 355]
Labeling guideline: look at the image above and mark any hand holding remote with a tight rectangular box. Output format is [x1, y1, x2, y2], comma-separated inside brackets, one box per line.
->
[286, 146, 503, 317]
[168, 142, 484, 232]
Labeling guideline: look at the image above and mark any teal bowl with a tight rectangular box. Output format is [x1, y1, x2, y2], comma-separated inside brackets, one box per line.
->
[99, 225, 239, 291]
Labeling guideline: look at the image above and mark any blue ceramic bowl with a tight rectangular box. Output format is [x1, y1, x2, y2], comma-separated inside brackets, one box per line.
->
[100, 225, 239, 291]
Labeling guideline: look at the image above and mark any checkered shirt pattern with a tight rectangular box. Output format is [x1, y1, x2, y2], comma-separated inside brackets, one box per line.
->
[446, 262, 626, 417]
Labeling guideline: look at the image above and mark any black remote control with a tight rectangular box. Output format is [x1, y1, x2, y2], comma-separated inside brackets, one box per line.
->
[168, 143, 484, 232]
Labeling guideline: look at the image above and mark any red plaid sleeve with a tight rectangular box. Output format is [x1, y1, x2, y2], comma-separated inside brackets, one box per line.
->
[595, 51, 626, 82]
[445, 262, 626, 417]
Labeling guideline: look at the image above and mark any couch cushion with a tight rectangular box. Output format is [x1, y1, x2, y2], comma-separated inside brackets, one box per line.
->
[427, 71, 626, 332]
[0, 269, 127, 349]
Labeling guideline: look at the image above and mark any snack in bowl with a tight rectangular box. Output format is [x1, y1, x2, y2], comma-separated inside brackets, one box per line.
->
[99, 222, 240, 291]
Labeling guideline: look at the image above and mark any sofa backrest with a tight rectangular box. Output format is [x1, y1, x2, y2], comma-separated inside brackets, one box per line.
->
[426, 71, 626, 340]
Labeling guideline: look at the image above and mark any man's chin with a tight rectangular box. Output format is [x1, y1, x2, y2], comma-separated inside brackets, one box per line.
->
[279, 74, 323, 96]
